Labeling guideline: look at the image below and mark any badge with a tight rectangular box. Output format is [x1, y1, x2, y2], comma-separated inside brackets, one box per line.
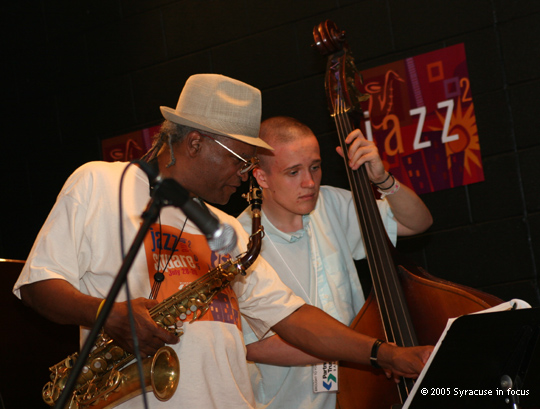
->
[313, 361, 339, 393]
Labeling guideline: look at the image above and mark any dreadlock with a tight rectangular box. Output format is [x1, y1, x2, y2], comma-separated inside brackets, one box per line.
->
[141, 120, 193, 167]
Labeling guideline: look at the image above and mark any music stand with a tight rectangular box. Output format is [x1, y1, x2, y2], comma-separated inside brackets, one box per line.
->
[403, 307, 540, 409]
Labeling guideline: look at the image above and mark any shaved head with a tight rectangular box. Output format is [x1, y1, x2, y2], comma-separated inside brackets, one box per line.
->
[252, 116, 322, 231]
[258, 116, 315, 171]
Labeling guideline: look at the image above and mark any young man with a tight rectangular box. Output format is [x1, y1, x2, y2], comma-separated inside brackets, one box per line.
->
[238, 116, 433, 409]
[14, 76, 431, 409]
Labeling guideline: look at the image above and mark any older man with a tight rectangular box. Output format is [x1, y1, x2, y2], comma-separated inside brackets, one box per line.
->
[14, 76, 431, 409]
[238, 116, 433, 409]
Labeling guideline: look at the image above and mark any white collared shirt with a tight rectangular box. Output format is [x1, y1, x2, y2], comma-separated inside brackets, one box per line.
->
[238, 185, 398, 409]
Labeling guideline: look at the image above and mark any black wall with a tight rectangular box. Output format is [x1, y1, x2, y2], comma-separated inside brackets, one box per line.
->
[2, 0, 539, 307]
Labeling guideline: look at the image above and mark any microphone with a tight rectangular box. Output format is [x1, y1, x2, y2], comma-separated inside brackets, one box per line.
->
[133, 160, 238, 254]
[180, 196, 238, 255]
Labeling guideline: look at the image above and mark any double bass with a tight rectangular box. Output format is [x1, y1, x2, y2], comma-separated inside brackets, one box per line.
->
[312, 20, 503, 408]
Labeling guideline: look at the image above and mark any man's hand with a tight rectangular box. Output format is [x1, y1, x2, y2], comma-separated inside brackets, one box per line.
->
[377, 343, 434, 383]
[335, 128, 433, 236]
[21, 280, 180, 358]
[104, 297, 179, 357]
[335, 128, 386, 182]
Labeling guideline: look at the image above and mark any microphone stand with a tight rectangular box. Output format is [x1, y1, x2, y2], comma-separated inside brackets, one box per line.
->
[54, 178, 188, 409]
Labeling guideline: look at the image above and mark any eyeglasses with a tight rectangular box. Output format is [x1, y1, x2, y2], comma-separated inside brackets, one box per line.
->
[200, 132, 259, 175]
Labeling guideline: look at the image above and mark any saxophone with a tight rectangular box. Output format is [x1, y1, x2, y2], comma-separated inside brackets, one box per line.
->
[42, 176, 264, 409]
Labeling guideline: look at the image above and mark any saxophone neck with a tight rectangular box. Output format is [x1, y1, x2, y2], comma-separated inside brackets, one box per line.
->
[239, 175, 264, 272]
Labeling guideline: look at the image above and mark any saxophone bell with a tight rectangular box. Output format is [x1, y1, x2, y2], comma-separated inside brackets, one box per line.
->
[80, 346, 179, 409]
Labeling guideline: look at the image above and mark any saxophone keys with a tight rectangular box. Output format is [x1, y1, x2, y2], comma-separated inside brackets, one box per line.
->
[199, 304, 210, 316]
[187, 298, 196, 309]
[190, 304, 210, 323]
[105, 346, 124, 361]
[77, 365, 94, 385]
[90, 357, 108, 373]
[42, 381, 61, 405]
[187, 297, 204, 313]
[161, 314, 176, 326]
[83, 382, 99, 400]
[64, 353, 77, 369]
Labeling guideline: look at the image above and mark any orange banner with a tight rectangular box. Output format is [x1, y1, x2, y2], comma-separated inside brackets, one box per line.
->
[358, 43, 484, 194]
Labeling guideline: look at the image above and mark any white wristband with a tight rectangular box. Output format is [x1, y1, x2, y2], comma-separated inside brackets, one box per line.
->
[378, 180, 400, 199]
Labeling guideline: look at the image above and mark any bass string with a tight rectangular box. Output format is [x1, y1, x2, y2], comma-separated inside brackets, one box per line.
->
[332, 95, 417, 399]
[332, 93, 417, 349]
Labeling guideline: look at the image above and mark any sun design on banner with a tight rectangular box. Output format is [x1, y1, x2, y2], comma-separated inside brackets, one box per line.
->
[428, 97, 483, 187]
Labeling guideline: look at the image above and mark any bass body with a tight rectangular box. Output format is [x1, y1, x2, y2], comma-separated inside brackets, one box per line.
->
[338, 256, 502, 409]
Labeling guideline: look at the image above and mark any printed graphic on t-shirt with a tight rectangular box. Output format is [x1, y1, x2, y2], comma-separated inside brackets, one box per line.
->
[143, 223, 240, 328]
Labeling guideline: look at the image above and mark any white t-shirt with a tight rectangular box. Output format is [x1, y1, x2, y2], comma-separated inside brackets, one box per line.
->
[14, 161, 305, 409]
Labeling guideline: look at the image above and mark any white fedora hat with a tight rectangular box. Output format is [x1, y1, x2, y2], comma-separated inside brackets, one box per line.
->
[160, 74, 272, 150]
